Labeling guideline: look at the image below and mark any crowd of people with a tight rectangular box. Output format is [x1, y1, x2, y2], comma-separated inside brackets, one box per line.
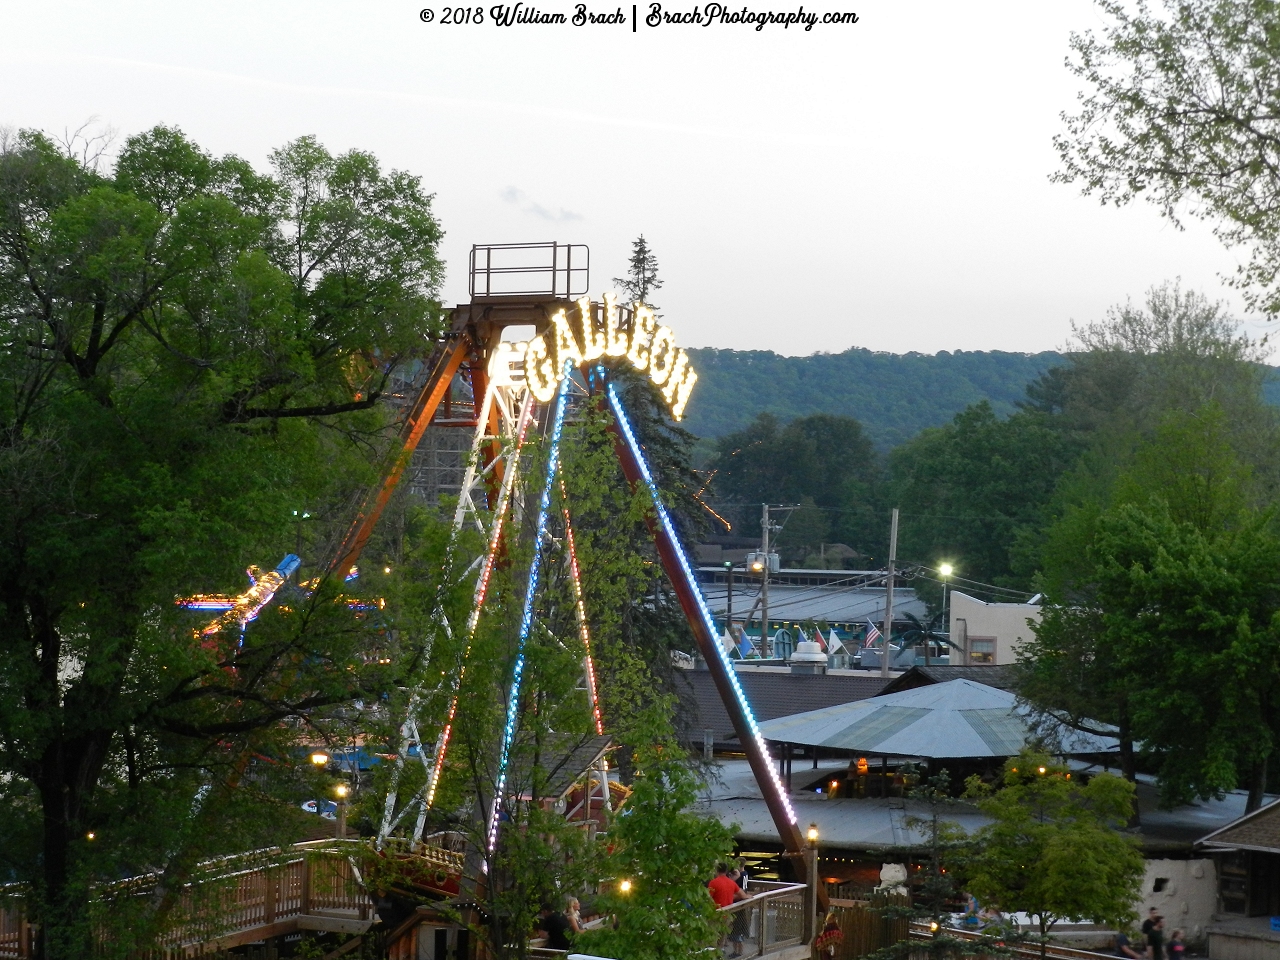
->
[1116, 908, 1186, 960]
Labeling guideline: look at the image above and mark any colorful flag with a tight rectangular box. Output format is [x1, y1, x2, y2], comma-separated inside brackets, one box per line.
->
[738, 629, 754, 658]
[812, 628, 827, 651]
[863, 619, 882, 648]
[827, 629, 845, 656]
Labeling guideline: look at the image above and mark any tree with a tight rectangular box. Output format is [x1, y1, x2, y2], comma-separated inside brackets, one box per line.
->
[1091, 499, 1280, 809]
[1020, 283, 1274, 454]
[706, 412, 882, 562]
[612, 235, 664, 311]
[889, 402, 1078, 596]
[867, 770, 994, 960]
[0, 126, 445, 957]
[1053, 0, 1280, 314]
[1021, 406, 1280, 808]
[965, 753, 1144, 958]
[576, 708, 736, 960]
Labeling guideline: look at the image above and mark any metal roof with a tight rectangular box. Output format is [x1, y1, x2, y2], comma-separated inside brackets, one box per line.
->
[757, 678, 1119, 758]
[699, 581, 929, 625]
[677, 669, 888, 743]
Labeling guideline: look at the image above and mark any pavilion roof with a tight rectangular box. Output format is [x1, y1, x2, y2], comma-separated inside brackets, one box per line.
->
[757, 678, 1118, 759]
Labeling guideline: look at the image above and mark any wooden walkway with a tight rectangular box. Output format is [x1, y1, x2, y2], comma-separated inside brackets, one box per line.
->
[0, 839, 463, 958]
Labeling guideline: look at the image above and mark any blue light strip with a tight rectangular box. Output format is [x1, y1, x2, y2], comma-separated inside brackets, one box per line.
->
[486, 365, 574, 854]
[603, 374, 797, 825]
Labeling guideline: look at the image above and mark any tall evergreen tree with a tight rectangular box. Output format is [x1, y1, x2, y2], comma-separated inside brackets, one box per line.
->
[612, 235, 664, 312]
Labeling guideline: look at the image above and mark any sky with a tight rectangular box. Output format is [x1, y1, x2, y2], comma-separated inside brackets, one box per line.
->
[0, 0, 1256, 356]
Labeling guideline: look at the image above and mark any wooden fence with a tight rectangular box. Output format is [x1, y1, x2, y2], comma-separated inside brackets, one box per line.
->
[821, 894, 912, 960]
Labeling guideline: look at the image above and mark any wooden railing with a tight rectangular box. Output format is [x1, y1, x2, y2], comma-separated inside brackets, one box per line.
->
[0, 838, 463, 958]
[717, 881, 809, 957]
[0, 900, 31, 960]
[909, 922, 1122, 960]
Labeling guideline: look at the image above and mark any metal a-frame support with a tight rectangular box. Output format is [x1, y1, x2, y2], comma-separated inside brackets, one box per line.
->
[595, 369, 823, 907]
[377, 345, 535, 849]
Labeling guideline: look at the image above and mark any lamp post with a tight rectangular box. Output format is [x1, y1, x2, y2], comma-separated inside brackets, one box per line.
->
[805, 823, 820, 944]
[760, 504, 771, 657]
[938, 563, 953, 664]
[335, 782, 349, 839]
[749, 551, 765, 655]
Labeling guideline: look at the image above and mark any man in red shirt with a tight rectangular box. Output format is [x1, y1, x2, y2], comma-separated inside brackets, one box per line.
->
[708, 863, 749, 956]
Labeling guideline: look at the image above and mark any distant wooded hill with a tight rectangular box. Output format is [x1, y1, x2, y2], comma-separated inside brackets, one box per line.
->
[682, 347, 1280, 448]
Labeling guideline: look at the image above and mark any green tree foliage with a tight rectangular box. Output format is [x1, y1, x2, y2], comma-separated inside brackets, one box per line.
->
[965, 753, 1144, 955]
[889, 402, 1079, 594]
[0, 125, 445, 957]
[1023, 283, 1276, 459]
[577, 708, 736, 960]
[612, 235, 664, 311]
[867, 771, 993, 960]
[684, 347, 1066, 448]
[1053, 0, 1280, 314]
[1089, 498, 1280, 808]
[555, 379, 704, 748]
[706, 412, 882, 562]
[1021, 403, 1280, 806]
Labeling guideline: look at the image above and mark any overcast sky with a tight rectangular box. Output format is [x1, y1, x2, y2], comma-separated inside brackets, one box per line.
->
[0, 1, 1257, 356]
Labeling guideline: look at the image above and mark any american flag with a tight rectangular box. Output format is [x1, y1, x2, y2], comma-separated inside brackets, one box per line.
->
[863, 619, 882, 648]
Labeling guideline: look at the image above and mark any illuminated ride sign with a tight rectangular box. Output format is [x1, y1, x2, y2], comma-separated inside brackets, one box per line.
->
[494, 294, 698, 419]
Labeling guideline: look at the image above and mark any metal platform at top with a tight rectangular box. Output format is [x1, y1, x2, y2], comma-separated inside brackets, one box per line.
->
[468, 241, 589, 302]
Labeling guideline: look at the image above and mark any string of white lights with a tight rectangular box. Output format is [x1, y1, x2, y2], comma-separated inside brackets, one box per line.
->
[602, 373, 797, 826]
[486, 363, 574, 854]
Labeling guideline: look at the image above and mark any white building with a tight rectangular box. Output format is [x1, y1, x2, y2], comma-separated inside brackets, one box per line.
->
[948, 590, 1041, 665]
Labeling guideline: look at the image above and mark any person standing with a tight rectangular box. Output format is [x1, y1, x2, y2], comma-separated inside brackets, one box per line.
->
[1141, 908, 1158, 944]
[708, 864, 748, 957]
[1147, 917, 1165, 960]
[1167, 929, 1185, 960]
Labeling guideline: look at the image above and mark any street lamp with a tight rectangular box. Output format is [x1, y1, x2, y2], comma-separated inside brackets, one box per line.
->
[334, 782, 349, 839]
[310, 751, 329, 767]
[938, 563, 954, 663]
[805, 824, 820, 943]
[619, 879, 633, 894]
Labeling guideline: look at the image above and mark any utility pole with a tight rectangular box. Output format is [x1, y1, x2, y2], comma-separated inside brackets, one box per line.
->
[724, 560, 734, 637]
[761, 503, 771, 659]
[880, 508, 898, 679]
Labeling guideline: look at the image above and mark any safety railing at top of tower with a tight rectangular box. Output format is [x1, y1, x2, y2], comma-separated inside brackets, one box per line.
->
[468, 242, 590, 300]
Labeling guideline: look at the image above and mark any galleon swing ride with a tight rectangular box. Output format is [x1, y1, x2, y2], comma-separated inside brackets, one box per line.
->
[177, 241, 815, 896]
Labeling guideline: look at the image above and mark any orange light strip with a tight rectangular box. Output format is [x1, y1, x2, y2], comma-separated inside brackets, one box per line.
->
[559, 478, 604, 736]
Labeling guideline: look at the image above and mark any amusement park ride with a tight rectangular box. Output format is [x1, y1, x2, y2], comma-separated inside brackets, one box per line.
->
[182, 242, 814, 906]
